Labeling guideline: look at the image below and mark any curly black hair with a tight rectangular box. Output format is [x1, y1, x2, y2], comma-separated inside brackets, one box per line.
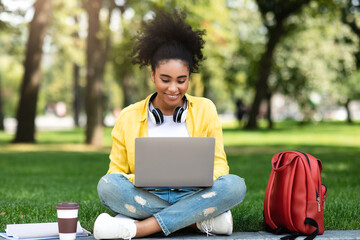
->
[130, 9, 206, 73]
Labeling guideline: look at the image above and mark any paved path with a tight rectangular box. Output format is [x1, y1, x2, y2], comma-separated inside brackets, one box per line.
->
[81, 230, 360, 239]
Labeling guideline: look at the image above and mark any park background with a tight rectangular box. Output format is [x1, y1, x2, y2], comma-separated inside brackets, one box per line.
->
[0, 0, 359, 234]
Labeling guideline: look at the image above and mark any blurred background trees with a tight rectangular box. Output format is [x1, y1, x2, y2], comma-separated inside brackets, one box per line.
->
[14, 0, 52, 142]
[0, 0, 359, 144]
[245, 0, 313, 129]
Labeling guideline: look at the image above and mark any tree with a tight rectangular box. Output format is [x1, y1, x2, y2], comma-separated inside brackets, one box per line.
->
[0, 1, 5, 29]
[72, 16, 82, 127]
[0, 1, 25, 131]
[341, 0, 360, 68]
[267, 2, 357, 124]
[111, 0, 154, 108]
[246, 0, 312, 129]
[112, 0, 252, 112]
[84, 0, 115, 145]
[43, 1, 86, 126]
[0, 1, 5, 131]
[13, 0, 52, 143]
[0, 73, 4, 131]
[340, 0, 360, 123]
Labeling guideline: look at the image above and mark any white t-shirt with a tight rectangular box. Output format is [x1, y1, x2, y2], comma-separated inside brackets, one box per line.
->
[148, 103, 190, 137]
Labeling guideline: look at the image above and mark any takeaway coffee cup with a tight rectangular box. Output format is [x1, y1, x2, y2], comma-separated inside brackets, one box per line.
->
[56, 202, 80, 240]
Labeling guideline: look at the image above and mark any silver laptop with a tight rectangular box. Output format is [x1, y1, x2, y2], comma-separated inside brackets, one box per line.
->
[134, 137, 215, 188]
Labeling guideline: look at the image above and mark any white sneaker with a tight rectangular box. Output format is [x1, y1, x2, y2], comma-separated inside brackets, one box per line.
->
[93, 213, 137, 239]
[196, 210, 233, 236]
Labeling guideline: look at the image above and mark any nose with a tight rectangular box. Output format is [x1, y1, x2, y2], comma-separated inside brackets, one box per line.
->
[168, 82, 178, 92]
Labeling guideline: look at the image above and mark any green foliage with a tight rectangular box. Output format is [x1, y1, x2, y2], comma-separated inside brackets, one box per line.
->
[0, 59, 23, 117]
[272, 3, 358, 120]
[225, 1, 266, 108]
[255, 0, 312, 25]
[37, 0, 86, 116]
[50, 0, 85, 65]
[110, 0, 156, 108]
[1, 0, 360, 123]
[0, 7, 27, 118]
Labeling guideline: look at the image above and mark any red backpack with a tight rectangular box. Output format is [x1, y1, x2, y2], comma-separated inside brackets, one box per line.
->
[263, 151, 327, 240]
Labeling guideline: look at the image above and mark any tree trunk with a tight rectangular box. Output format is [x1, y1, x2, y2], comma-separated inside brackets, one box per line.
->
[73, 63, 81, 127]
[266, 90, 273, 129]
[121, 72, 133, 107]
[13, 0, 52, 143]
[85, 0, 103, 145]
[0, 73, 4, 131]
[72, 15, 82, 127]
[345, 98, 353, 124]
[245, 22, 284, 129]
[201, 67, 211, 98]
[85, 0, 114, 145]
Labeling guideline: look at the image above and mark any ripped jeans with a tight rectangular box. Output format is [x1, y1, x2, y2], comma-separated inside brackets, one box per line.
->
[97, 174, 246, 236]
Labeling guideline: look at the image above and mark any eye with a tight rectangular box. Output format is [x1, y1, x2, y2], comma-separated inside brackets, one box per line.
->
[178, 79, 186, 84]
[161, 79, 170, 83]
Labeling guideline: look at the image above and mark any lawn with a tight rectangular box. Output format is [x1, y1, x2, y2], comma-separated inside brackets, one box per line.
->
[0, 121, 359, 233]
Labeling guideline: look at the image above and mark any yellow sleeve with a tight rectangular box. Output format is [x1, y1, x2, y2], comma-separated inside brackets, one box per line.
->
[207, 102, 229, 180]
[107, 119, 135, 183]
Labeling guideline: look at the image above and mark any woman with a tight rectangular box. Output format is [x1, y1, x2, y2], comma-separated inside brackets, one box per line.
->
[94, 9, 246, 239]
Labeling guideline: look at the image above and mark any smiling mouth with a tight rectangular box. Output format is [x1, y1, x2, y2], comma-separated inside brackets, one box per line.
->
[166, 94, 180, 99]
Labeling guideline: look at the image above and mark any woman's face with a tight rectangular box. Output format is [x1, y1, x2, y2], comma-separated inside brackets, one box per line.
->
[151, 59, 189, 115]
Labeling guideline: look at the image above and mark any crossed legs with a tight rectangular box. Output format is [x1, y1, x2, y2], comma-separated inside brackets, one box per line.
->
[96, 174, 246, 237]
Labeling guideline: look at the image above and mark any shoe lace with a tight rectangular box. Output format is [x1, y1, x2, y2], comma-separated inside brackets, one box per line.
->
[200, 218, 215, 237]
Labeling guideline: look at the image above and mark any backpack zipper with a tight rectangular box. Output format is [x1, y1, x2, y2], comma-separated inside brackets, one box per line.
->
[316, 189, 320, 212]
[299, 150, 321, 211]
[300, 151, 321, 212]
[323, 184, 327, 210]
[297, 151, 311, 170]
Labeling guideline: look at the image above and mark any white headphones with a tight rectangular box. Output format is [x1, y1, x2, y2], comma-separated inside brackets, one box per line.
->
[148, 92, 188, 125]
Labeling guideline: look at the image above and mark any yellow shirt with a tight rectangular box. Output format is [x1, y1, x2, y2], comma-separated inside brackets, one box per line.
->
[107, 93, 229, 183]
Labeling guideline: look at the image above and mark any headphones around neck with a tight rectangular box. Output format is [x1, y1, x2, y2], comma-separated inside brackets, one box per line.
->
[148, 92, 188, 125]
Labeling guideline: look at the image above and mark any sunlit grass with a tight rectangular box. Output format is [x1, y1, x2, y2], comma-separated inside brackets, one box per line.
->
[0, 121, 359, 233]
[224, 121, 360, 231]
[223, 121, 360, 147]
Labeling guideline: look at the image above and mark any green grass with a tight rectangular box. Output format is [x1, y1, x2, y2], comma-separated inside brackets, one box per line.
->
[0, 121, 359, 232]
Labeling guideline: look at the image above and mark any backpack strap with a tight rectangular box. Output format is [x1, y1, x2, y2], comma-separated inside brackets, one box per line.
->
[304, 218, 319, 240]
[265, 224, 287, 235]
[280, 232, 301, 240]
[264, 152, 298, 231]
[296, 151, 323, 193]
[264, 152, 285, 230]
[279, 218, 319, 240]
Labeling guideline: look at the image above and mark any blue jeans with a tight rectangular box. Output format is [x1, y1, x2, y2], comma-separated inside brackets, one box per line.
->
[97, 174, 246, 236]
